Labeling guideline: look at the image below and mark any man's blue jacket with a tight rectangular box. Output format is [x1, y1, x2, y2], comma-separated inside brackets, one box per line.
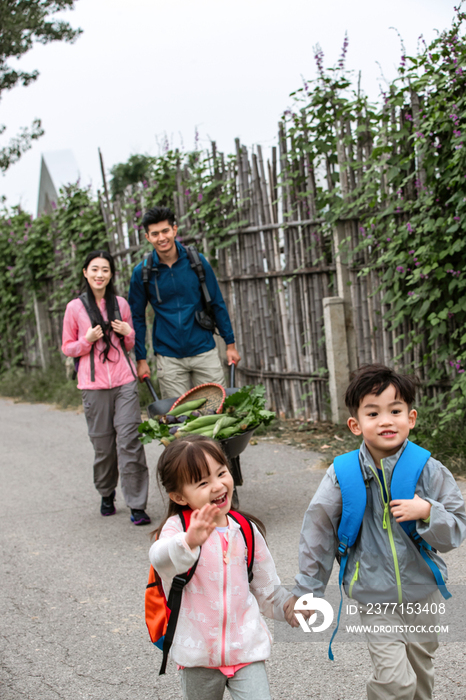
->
[128, 241, 235, 360]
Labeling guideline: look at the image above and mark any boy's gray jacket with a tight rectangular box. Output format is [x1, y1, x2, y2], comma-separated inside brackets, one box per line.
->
[293, 440, 466, 604]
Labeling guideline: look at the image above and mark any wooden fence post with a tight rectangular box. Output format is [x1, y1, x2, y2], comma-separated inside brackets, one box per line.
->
[334, 220, 358, 372]
[323, 297, 350, 424]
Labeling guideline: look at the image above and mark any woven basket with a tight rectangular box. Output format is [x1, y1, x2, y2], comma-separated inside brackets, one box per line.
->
[170, 383, 226, 415]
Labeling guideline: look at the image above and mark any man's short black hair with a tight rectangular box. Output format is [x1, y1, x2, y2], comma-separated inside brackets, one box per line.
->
[142, 206, 176, 231]
[345, 364, 417, 417]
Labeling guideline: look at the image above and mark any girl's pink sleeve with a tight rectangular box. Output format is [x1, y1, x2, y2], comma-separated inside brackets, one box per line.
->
[61, 302, 93, 358]
[249, 525, 293, 622]
[118, 297, 136, 351]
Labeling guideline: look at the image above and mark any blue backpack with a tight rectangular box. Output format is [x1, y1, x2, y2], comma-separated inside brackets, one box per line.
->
[328, 440, 451, 659]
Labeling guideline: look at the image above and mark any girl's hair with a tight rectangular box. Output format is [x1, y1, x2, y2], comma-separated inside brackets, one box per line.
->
[81, 250, 120, 364]
[153, 434, 266, 540]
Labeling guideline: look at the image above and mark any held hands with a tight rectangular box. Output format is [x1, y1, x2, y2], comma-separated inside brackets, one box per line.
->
[85, 325, 103, 343]
[185, 504, 219, 550]
[390, 494, 432, 522]
[111, 319, 131, 336]
[283, 595, 315, 628]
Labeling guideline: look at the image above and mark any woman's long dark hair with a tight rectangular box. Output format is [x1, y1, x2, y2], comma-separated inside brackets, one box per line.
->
[152, 434, 266, 541]
[81, 250, 120, 364]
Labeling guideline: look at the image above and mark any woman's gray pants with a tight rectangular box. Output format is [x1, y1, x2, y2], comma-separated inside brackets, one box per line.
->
[82, 381, 148, 510]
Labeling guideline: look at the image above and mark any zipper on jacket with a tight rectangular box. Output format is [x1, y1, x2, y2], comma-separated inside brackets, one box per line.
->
[220, 532, 230, 667]
[348, 561, 359, 598]
[368, 460, 403, 604]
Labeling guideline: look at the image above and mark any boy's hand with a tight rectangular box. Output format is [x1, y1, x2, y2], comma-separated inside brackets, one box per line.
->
[390, 494, 431, 522]
[185, 504, 218, 549]
[283, 595, 314, 628]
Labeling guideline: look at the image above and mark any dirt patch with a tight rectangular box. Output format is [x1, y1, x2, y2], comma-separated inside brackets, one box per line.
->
[254, 419, 361, 465]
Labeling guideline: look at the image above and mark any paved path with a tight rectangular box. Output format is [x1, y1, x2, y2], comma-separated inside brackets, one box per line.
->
[1, 399, 465, 699]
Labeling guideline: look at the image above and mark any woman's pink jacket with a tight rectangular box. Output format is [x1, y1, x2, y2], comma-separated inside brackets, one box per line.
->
[62, 296, 137, 390]
[149, 514, 292, 669]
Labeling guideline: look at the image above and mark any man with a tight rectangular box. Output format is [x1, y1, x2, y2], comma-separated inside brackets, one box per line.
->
[128, 206, 240, 398]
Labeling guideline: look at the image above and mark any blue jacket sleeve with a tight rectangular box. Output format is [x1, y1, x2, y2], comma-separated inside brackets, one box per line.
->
[201, 254, 235, 345]
[128, 264, 149, 361]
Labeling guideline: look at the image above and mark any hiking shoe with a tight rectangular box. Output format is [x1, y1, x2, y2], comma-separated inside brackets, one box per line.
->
[101, 490, 116, 516]
[130, 509, 151, 526]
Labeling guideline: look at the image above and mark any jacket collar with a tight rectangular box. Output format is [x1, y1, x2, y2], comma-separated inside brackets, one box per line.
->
[226, 514, 243, 531]
[359, 438, 409, 480]
[151, 240, 186, 266]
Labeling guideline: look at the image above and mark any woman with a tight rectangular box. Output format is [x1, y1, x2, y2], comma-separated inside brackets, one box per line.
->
[62, 250, 150, 525]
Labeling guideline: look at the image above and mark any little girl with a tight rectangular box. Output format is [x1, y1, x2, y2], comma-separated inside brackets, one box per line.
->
[149, 434, 292, 700]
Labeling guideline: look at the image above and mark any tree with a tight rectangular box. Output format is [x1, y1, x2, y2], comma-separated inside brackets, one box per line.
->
[110, 154, 156, 198]
[0, 0, 82, 173]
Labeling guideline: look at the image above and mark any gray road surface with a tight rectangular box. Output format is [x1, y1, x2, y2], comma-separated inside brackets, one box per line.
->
[1, 398, 465, 699]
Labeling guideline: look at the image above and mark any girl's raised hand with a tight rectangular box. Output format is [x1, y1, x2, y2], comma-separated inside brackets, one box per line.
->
[185, 504, 219, 549]
[85, 325, 103, 343]
[111, 319, 131, 336]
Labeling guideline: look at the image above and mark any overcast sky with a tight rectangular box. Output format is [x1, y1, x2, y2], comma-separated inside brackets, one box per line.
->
[0, 0, 458, 214]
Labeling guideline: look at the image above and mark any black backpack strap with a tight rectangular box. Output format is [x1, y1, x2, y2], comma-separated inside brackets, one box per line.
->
[186, 245, 213, 315]
[113, 298, 138, 382]
[78, 292, 96, 382]
[142, 251, 162, 304]
[160, 510, 199, 675]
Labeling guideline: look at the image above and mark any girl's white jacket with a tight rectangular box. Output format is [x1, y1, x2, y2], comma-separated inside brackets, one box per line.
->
[149, 513, 292, 668]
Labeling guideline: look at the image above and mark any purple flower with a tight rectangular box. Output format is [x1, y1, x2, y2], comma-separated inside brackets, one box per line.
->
[396, 266, 405, 273]
[387, 237, 391, 242]
[198, 193, 203, 202]
[409, 249, 415, 254]
[454, 216, 460, 221]
[406, 222, 413, 233]
[408, 292, 414, 296]
[51, 201, 57, 210]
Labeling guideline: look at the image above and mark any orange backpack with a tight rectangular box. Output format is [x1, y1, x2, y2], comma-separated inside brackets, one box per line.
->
[145, 508, 255, 675]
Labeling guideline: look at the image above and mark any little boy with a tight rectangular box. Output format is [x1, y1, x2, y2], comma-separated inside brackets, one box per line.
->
[284, 364, 466, 700]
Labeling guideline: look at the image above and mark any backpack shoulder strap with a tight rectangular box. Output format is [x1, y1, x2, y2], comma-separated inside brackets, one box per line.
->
[228, 510, 255, 582]
[390, 441, 431, 506]
[391, 441, 430, 540]
[390, 442, 451, 601]
[78, 292, 96, 382]
[142, 251, 162, 304]
[329, 449, 366, 660]
[186, 245, 213, 313]
[113, 297, 138, 381]
[160, 509, 199, 675]
[333, 449, 367, 555]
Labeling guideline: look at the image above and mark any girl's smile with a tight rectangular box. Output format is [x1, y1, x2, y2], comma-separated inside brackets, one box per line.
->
[169, 452, 234, 526]
[83, 257, 112, 297]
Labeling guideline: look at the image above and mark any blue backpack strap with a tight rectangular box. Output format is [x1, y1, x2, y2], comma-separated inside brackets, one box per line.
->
[391, 441, 451, 600]
[328, 450, 367, 660]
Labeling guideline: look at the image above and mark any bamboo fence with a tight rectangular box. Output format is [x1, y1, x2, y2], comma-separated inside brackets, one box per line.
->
[20, 91, 452, 418]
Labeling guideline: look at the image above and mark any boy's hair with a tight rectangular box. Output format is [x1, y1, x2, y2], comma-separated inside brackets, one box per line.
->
[142, 206, 176, 231]
[345, 364, 417, 417]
